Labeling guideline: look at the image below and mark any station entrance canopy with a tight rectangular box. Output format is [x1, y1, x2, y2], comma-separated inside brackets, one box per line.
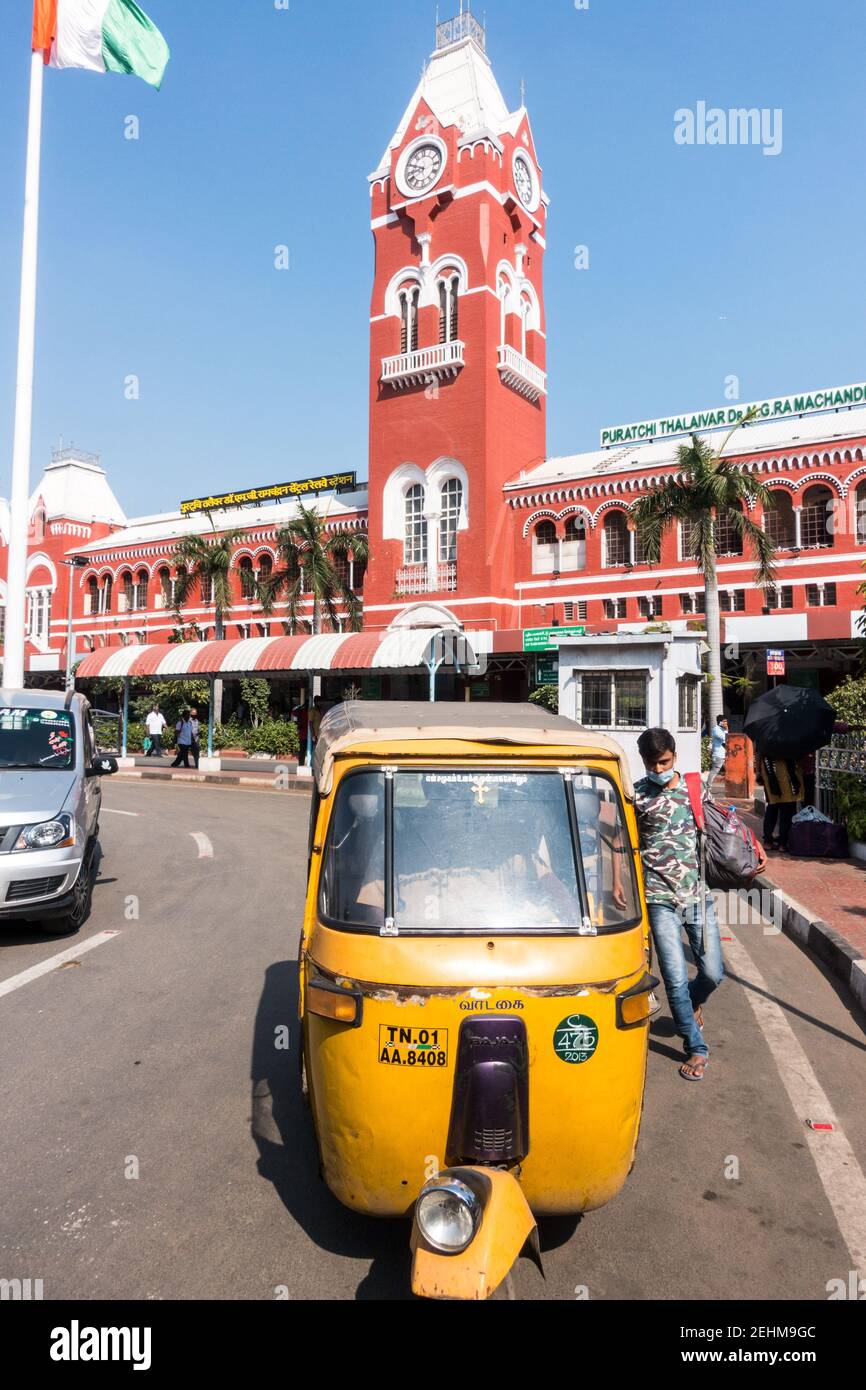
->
[75, 629, 483, 682]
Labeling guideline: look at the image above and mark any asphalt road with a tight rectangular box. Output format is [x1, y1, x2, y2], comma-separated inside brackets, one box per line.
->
[1, 779, 864, 1302]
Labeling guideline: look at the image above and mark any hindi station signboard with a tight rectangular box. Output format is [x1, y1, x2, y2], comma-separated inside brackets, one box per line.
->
[180, 473, 357, 517]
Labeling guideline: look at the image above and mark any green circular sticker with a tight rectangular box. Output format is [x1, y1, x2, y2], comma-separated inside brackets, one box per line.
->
[554, 1014, 599, 1065]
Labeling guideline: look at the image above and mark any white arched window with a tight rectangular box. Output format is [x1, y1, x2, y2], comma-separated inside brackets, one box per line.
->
[439, 479, 463, 563]
[857, 481, 866, 545]
[404, 484, 427, 565]
[438, 274, 460, 345]
[400, 286, 420, 355]
[520, 293, 532, 357]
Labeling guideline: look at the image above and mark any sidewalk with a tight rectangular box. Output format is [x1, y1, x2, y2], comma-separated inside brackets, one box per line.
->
[738, 801, 866, 1013]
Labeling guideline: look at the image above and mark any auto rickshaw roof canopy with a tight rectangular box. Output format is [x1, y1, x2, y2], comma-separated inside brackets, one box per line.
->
[312, 701, 634, 799]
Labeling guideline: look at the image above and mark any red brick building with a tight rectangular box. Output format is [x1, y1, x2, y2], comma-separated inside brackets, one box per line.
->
[4, 11, 865, 704]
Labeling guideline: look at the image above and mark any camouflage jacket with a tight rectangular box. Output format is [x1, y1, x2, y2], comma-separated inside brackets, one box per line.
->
[633, 776, 700, 908]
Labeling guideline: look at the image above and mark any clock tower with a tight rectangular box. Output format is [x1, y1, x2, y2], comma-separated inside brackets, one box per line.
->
[364, 8, 548, 633]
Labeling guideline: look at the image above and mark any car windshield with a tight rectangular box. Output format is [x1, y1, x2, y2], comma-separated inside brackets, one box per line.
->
[319, 767, 640, 934]
[0, 707, 76, 770]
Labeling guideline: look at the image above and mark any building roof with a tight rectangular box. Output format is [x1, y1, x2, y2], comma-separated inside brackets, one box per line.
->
[509, 403, 866, 491]
[28, 449, 127, 526]
[375, 34, 516, 175]
[74, 487, 370, 555]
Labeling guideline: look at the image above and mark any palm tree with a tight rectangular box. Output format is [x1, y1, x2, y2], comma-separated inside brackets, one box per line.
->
[170, 524, 246, 724]
[631, 415, 776, 724]
[259, 503, 368, 635]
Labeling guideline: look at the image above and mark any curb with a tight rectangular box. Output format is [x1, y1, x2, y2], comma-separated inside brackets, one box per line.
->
[115, 770, 312, 796]
[755, 873, 866, 1013]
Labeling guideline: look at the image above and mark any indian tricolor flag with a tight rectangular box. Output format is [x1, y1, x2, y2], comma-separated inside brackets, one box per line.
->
[33, 0, 169, 89]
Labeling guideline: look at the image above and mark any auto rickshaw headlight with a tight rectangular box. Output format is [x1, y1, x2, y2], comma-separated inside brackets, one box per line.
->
[616, 972, 660, 1030]
[416, 1177, 481, 1254]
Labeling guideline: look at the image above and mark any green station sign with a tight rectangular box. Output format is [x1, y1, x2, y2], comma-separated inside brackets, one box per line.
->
[523, 626, 586, 653]
[600, 380, 866, 449]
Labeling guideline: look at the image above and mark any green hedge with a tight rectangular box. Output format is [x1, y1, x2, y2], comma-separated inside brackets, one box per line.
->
[123, 717, 298, 759]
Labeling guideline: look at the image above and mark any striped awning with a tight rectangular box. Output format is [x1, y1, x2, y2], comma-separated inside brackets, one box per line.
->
[74, 629, 489, 680]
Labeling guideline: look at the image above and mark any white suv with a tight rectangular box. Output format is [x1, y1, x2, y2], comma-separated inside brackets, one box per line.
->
[0, 689, 117, 935]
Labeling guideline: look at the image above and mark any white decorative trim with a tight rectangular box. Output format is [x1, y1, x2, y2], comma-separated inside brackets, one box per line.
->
[25, 552, 58, 588]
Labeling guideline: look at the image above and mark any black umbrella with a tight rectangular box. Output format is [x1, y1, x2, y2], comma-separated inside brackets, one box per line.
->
[743, 685, 836, 759]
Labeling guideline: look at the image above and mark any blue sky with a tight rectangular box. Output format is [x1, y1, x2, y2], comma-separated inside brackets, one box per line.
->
[1, 0, 864, 517]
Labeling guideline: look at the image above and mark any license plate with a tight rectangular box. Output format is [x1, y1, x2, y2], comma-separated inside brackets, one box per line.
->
[378, 1025, 449, 1068]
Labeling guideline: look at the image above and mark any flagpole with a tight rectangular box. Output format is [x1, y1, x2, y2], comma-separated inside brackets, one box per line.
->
[5, 50, 46, 689]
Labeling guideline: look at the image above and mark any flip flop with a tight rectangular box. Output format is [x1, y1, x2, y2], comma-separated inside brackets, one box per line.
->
[679, 1056, 709, 1082]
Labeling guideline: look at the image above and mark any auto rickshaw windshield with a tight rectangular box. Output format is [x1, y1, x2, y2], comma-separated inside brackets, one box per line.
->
[319, 767, 640, 935]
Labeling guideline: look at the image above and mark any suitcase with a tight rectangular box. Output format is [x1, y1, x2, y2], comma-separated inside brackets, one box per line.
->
[787, 820, 849, 859]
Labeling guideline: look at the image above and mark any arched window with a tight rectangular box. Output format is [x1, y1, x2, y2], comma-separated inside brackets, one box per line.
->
[498, 276, 510, 345]
[258, 553, 273, 583]
[158, 567, 171, 605]
[561, 516, 587, 572]
[520, 293, 532, 357]
[713, 502, 744, 557]
[404, 484, 427, 565]
[764, 490, 796, 548]
[136, 569, 149, 610]
[331, 552, 350, 588]
[121, 570, 134, 611]
[200, 572, 214, 604]
[400, 286, 420, 355]
[238, 556, 255, 599]
[857, 481, 866, 545]
[438, 274, 460, 344]
[532, 519, 558, 575]
[87, 576, 99, 616]
[101, 575, 113, 613]
[439, 478, 463, 563]
[603, 512, 630, 568]
[801, 485, 833, 548]
[352, 549, 368, 591]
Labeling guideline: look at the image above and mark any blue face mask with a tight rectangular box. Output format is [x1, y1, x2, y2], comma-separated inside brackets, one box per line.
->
[647, 769, 676, 786]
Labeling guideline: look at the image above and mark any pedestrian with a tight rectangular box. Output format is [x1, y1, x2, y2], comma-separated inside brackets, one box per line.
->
[706, 714, 728, 788]
[292, 701, 309, 763]
[189, 706, 201, 769]
[757, 754, 804, 854]
[144, 704, 166, 757]
[310, 696, 324, 745]
[171, 710, 195, 768]
[634, 727, 725, 1083]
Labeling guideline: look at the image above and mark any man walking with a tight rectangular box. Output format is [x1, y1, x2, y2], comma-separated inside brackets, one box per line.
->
[171, 710, 195, 769]
[145, 704, 166, 757]
[189, 707, 201, 769]
[634, 727, 724, 1082]
[707, 714, 728, 788]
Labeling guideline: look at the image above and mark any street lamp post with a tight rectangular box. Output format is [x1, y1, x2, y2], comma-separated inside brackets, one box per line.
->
[63, 557, 89, 691]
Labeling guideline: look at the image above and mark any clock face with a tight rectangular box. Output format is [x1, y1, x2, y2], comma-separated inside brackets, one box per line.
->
[514, 155, 535, 208]
[404, 143, 444, 193]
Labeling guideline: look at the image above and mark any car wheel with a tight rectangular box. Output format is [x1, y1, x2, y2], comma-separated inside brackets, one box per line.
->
[42, 842, 95, 938]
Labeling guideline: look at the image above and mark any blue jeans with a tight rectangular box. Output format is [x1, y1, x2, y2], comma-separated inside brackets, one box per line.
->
[648, 896, 724, 1060]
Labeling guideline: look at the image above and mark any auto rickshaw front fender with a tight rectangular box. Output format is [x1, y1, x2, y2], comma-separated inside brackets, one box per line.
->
[411, 1168, 539, 1301]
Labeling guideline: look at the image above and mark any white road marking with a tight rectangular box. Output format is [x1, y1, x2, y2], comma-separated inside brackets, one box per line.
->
[0, 931, 121, 1000]
[190, 832, 214, 859]
[725, 928, 866, 1277]
[102, 807, 139, 817]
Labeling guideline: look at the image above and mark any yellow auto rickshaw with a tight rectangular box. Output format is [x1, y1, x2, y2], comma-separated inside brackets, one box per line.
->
[298, 702, 656, 1300]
